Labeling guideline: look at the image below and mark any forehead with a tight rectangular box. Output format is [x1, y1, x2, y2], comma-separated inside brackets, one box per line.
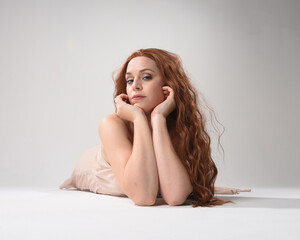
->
[126, 56, 159, 72]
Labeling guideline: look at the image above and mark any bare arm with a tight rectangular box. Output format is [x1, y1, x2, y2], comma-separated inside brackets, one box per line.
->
[123, 115, 159, 204]
[149, 86, 193, 205]
[152, 114, 193, 205]
[100, 93, 159, 206]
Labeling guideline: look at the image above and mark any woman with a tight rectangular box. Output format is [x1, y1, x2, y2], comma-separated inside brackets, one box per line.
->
[60, 48, 250, 207]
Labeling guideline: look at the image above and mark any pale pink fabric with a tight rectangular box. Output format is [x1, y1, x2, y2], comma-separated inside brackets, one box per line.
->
[59, 144, 126, 197]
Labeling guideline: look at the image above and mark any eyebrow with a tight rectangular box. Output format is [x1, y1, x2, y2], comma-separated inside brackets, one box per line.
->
[125, 68, 155, 75]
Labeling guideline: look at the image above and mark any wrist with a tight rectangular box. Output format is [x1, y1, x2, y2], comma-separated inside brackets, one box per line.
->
[151, 114, 166, 125]
[133, 113, 147, 124]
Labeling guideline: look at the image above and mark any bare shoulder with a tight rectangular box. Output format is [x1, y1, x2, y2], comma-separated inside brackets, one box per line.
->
[97, 113, 133, 192]
[99, 113, 128, 139]
[99, 113, 129, 133]
[100, 112, 134, 145]
[99, 113, 123, 125]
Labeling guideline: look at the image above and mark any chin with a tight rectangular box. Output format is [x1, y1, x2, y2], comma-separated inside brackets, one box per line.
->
[133, 103, 153, 114]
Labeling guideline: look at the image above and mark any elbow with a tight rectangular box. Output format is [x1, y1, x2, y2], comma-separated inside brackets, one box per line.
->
[165, 196, 187, 206]
[125, 187, 157, 206]
[123, 181, 158, 206]
[132, 195, 157, 206]
[163, 189, 192, 206]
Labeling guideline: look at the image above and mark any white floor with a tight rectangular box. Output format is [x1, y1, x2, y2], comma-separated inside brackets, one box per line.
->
[1, 187, 300, 240]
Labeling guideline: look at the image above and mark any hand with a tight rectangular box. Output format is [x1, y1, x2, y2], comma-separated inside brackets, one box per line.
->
[214, 186, 251, 195]
[151, 86, 176, 119]
[114, 94, 145, 122]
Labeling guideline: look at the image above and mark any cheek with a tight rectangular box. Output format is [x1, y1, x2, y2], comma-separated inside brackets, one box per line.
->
[126, 87, 132, 104]
[158, 90, 165, 101]
[151, 87, 165, 104]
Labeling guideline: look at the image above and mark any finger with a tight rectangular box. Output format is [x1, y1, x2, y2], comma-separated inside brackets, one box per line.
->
[119, 94, 129, 101]
[115, 94, 129, 103]
[162, 86, 172, 92]
[162, 86, 173, 96]
[163, 87, 174, 97]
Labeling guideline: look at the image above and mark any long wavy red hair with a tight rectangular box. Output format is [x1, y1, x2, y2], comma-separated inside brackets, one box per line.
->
[113, 48, 234, 207]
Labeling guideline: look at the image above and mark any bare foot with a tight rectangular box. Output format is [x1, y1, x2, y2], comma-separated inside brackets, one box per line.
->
[214, 187, 252, 195]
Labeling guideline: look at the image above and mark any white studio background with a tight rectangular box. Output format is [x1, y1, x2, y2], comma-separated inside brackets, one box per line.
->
[0, 0, 299, 189]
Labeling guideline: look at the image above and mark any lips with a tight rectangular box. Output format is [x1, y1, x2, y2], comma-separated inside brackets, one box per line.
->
[132, 94, 145, 100]
[132, 97, 144, 100]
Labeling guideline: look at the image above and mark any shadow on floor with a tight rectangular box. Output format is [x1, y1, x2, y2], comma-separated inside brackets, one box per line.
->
[153, 196, 300, 209]
[57, 189, 300, 209]
[215, 196, 300, 209]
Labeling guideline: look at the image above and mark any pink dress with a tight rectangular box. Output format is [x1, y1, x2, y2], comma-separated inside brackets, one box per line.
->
[59, 144, 127, 197]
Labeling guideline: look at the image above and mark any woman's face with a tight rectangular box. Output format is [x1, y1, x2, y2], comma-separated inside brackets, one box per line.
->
[125, 56, 165, 113]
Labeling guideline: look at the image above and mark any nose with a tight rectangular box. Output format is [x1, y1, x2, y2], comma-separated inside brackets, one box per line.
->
[132, 78, 142, 90]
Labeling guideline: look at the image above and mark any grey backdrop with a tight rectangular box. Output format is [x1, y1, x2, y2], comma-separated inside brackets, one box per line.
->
[0, 0, 299, 189]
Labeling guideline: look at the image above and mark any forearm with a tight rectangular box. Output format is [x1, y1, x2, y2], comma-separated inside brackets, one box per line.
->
[152, 115, 193, 202]
[124, 115, 159, 201]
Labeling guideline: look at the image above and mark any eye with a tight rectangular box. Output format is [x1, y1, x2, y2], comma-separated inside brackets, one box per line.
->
[126, 79, 134, 84]
[143, 75, 152, 80]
